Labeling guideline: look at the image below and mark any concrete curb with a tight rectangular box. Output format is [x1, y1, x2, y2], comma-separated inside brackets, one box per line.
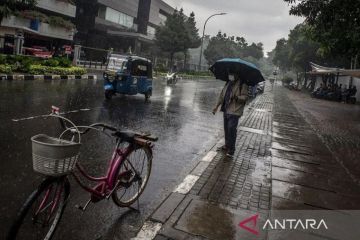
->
[0, 74, 97, 81]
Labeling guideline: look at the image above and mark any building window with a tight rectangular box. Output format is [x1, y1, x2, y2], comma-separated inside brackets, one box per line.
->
[104, 7, 134, 28]
[159, 12, 167, 24]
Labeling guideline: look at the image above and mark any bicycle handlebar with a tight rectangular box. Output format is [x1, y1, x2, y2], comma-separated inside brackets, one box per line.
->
[50, 106, 158, 142]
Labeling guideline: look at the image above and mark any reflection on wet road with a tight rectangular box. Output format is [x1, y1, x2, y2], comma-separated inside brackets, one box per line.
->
[0, 78, 224, 239]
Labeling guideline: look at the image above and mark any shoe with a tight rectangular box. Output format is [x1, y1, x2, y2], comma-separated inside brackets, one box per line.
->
[226, 153, 234, 159]
[217, 145, 227, 152]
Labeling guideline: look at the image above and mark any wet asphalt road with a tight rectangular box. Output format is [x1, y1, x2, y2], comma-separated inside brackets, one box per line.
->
[0, 77, 224, 239]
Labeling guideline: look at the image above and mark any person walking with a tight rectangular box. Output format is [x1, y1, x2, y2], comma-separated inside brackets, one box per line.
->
[212, 73, 249, 158]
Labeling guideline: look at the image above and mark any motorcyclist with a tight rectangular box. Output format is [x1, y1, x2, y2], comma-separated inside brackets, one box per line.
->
[171, 65, 178, 82]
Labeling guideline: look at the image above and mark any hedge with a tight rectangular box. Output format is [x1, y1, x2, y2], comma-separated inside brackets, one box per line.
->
[0, 64, 13, 74]
[282, 76, 294, 85]
[28, 65, 87, 75]
[0, 55, 85, 75]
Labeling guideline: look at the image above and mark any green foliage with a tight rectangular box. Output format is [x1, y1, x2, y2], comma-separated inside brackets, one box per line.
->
[272, 24, 325, 73]
[12, 10, 75, 30]
[288, 25, 322, 71]
[55, 57, 72, 67]
[0, 64, 13, 74]
[0, 54, 71, 66]
[284, 0, 360, 60]
[243, 43, 264, 60]
[272, 38, 290, 71]
[184, 12, 201, 50]
[42, 59, 59, 67]
[0, 55, 6, 65]
[204, 31, 264, 65]
[0, 54, 82, 74]
[155, 9, 200, 65]
[2, 55, 41, 71]
[48, 16, 75, 29]
[28, 65, 86, 75]
[0, 0, 37, 23]
[155, 9, 187, 60]
[181, 70, 211, 76]
[154, 63, 167, 72]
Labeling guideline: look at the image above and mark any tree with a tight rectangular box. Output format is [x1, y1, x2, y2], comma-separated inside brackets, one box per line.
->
[204, 31, 264, 65]
[155, 9, 199, 68]
[272, 38, 292, 72]
[284, 0, 360, 67]
[183, 12, 201, 69]
[0, 0, 37, 23]
[287, 24, 321, 73]
[203, 32, 236, 65]
[243, 42, 264, 60]
[272, 25, 321, 72]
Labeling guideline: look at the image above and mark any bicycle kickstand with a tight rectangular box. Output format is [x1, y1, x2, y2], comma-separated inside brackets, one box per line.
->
[127, 199, 140, 212]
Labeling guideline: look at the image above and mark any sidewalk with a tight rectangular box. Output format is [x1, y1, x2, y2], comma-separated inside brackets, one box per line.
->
[135, 85, 360, 240]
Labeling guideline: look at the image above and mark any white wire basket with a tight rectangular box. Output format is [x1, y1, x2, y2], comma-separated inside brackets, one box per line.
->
[31, 114, 81, 176]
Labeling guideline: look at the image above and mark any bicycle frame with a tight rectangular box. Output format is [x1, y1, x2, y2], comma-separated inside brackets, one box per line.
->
[46, 110, 155, 203]
[71, 141, 134, 201]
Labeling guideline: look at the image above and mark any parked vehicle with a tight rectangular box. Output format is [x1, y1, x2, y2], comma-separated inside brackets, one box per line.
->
[287, 82, 301, 91]
[24, 46, 54, 58]
[164, 72, 178, 85]
[103, 54, 153, 100]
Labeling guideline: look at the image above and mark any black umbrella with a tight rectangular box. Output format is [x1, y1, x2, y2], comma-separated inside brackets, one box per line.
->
[209, 58, 265, 86]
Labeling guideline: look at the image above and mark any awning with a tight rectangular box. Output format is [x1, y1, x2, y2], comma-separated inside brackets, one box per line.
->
[107, 30, 154, 43]
[308, 62, 360, 78]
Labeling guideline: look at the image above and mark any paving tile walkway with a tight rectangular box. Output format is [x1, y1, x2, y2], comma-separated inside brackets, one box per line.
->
[136, 85, 360, 240]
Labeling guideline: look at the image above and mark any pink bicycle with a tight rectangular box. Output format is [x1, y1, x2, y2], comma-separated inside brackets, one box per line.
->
[7, 107, 157, 240]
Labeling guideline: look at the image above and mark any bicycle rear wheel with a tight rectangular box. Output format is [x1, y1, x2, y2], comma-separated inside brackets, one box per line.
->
[112, 145, 152, 207]
[7, 177, 70, 240]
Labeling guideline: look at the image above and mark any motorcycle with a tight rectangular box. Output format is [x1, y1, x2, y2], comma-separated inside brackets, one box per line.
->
[165, 72, 178, 85]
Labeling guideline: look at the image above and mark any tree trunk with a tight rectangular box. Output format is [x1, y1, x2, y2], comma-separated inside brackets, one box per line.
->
[183, 52, 187, 72]
[169, 52, 174, 70]
[354, 54, 358, 69]
[303, 65, 308, 89]
[296, 72, 300, 88]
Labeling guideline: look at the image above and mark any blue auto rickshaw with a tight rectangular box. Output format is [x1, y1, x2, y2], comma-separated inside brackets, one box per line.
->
[103, 54, 153, 100]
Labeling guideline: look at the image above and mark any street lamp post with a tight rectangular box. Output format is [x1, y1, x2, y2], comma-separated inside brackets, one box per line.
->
[198, 13, 226, 71]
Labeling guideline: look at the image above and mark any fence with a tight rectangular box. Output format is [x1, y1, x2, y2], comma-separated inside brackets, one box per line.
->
[76, 60, 106, 70]
[73, 45, 210, 72]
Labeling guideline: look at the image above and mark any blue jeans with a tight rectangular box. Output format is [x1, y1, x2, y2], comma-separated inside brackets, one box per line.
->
[224, 113, 240, 155]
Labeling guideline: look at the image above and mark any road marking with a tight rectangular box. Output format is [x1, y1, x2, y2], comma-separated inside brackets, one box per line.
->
[11, 108, 92, 122]
[174, 174, 199, 194]
[131, 221, 162, 240]
[191, 161, 210, 176]
[202, 150, 217, 162]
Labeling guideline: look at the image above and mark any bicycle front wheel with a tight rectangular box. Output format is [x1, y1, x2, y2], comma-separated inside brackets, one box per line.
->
[7, 177, 70, 240]
[112, 145, 152, 207]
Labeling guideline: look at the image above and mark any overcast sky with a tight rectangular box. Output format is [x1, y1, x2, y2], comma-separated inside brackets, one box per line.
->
[162, 0, 303, 54]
